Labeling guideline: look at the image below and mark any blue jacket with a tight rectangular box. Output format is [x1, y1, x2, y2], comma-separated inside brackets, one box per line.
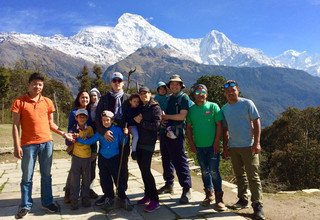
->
[77, 124, 128, 159]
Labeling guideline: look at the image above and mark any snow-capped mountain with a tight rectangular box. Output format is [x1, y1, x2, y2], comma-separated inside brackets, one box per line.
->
[274, 50, 320, 76]
[0, 13, 319, 75]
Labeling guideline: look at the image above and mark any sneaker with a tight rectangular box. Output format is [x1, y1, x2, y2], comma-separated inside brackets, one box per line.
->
[137, 196, 150, 205]
[15, 208, 29, 219]
[101, 197, 114, 212]
[252, 202, 266, 220]
[179, 188, 191, 204]
[89, 189, 99, 199]
[70, 200, 79, 210]
[120, 197, 133, 211]
[144, 200, 160, 212]
[157, 184, 174, 194]
[82, 198, 91, 207]
[231, 198, 249, 210]
[95, 195, 107, 206]
[42, 203, 59, 213]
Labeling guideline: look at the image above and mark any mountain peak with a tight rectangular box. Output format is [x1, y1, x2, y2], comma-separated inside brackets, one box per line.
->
[118, 13, 149, 25]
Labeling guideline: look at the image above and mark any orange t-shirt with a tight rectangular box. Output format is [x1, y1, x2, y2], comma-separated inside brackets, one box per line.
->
[11, 94, 55, 146]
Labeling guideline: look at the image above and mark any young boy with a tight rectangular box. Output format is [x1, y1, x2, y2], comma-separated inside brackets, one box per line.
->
[76, 110, 130, 212]
[68, 109, 94, 210]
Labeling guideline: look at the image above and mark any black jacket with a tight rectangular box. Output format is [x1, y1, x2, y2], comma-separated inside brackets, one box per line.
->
[137, 98, 162, 147]
[95, 91, 130, 134]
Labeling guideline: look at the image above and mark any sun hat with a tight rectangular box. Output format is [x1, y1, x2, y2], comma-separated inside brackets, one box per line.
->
[166, 74, 186, 89]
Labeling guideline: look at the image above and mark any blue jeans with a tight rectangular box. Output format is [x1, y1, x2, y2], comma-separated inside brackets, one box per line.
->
[196, 147, 222, 192]
[20, 141, 53, 210]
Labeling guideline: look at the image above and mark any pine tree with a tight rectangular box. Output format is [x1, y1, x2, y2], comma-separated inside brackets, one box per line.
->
[92, 64, 107, 93]
[77, 65, 92, 92]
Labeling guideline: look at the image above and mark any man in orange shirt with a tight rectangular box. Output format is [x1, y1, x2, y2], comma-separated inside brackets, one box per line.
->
[11, 72, 73, 219]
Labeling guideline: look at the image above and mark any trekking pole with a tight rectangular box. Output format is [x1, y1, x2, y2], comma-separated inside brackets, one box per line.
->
[116, 123, 128, 193]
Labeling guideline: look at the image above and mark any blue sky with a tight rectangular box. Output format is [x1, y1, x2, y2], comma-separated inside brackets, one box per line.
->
[0, 0, 319, 56]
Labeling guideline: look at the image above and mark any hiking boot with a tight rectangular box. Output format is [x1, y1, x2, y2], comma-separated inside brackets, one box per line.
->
[201, 188, 214, 207]
[231, 198, 249, 210]
[157, 184, 174, 194]
[82, 198, 91, 207]
[137, 196, 150, 205]
[101, 197, 114, 212]
[70, 200, 79, 210]
[42, 203, 59, 213]
[89, 189, 99, 199]
[119, 197, 133, 211]
[214, 191, 227, 211]
[95, 195, 107, 206]
[179, 188, 191, 204]
[15, 208, 29, 219]
[144, 200, 160, 212]
[252, 202, 266, 220]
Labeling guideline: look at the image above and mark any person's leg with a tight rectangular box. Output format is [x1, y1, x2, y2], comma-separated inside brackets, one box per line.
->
[158, 134, 174, 190]
[130, 126, 139, 152]
[229, 147, 249, 207]
[20, 144, 38, 210]
[38, 141, 54, 207]
[98, 154, 115, 199]
[168, 136, 192, 189]
[80, 158, 91, 200]
[241, 148, 263, 203]
[119, 141, 130, 191]
[69, 156, 81, 202]
[137, 147, 159, 202]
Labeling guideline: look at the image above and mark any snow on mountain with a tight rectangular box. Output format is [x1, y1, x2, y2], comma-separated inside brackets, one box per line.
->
[275, 50, 320, 76]
[0, 13, 318, 75]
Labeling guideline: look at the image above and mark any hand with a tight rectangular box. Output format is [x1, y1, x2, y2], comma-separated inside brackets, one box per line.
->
[104, 130, 114, 142]
[123, 127, 129, 135]
[213, 143, 219, 154]
[66, 145, 74, 155]
[14, 146, 23, 159]
[131, 151, 137, 160]
[222, 147, 230, 159]
[134, 114, 143, 124]
[65, 133, 75, 142]
[190, 144, 196, 153]
[161, 114, 169, 121]
[251, 142, 262, 154]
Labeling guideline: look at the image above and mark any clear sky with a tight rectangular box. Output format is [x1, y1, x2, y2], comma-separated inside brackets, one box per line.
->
[0, 0, 319, 56]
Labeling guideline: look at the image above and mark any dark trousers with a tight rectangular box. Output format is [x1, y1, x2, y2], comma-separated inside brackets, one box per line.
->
[69, 156, 91, 201]
[160, 133, 192, 189]
[119, 142, 130, 191]
[98, 154, 126, 199]
[90, 158, 96, 183]
[137, 147, 159, 202]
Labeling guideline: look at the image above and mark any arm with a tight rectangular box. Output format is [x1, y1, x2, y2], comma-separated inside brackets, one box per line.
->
[141, 105, 162, 131]
[77, 133, 100, 145]
[12, 112, 23, 159]
[213, 121, 222, 154]
[162, 109, 188, 121]
[251, 118, 262, 154]
[49, 113, 73, 141]
[222, 127, 229, 158]
[186, 123, 196, 153]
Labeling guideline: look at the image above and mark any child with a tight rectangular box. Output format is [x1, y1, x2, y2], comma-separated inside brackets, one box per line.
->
[76, 110, 130, 212]
[124, 94, 141, 160]
[154, 81, 168, 111]
[67, 109, 94, 210]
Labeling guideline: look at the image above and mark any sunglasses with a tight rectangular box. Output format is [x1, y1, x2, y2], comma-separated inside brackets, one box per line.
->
[223, 81, 237, 89]
[112, 79, 123, 83]
[195, 89, 207, 95]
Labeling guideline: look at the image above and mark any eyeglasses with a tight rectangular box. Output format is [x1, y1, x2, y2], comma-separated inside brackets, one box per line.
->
[195, 89, 206, 95]
[223, 81, 237, 89]
[112, 79, 123, 83]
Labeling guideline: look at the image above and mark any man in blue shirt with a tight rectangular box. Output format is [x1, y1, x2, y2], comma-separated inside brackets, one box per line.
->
[221, 80, 265, 220]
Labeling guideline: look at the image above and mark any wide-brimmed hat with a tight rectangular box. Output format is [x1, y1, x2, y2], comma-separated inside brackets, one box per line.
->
[166, 74, 186, 89]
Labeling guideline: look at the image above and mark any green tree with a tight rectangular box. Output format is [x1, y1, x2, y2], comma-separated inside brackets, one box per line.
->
[192, 75, 227, 107]
[92, 64, 107, 93]
[77, 65, 92, 92]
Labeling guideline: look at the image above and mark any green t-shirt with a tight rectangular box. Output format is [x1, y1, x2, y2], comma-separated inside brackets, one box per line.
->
[186, 101, 222, 147]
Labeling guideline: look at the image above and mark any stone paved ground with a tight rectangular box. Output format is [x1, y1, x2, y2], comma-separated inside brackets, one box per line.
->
[0, 158, 245, 220]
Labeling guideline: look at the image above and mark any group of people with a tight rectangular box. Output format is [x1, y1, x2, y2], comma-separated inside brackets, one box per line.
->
[11, 71, 265, 220]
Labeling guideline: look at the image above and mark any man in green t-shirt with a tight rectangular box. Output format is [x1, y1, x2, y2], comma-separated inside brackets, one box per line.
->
[186, 84, 226, 211]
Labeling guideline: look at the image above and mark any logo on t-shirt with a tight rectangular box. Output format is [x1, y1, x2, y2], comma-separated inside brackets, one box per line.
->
[205, 111, 211, 115]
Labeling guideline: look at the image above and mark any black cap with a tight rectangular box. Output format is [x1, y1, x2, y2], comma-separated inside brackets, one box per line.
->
[139, 86, 150, 93]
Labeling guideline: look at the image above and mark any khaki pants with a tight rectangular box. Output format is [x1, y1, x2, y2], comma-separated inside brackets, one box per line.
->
[229, 147, 263, 203]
